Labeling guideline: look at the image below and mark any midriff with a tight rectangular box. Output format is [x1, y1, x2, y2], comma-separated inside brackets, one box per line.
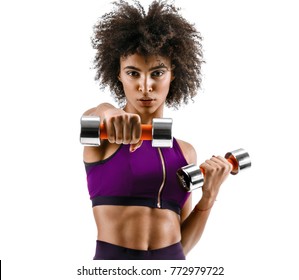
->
[93, 205, 181, 250]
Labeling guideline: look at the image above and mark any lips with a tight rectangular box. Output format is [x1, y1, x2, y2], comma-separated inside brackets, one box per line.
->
[138, 98, 155, 106]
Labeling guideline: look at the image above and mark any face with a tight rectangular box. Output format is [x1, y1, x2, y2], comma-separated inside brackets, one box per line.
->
[118, 53, 174, 119]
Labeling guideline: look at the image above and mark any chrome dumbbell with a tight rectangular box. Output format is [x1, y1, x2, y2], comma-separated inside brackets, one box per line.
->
[176, 148, 251, 192]
[80, 115, 173, 148]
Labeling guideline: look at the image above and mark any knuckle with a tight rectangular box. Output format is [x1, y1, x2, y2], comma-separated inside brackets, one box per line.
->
[123, 114, 130, 122]
[109, 115, 116, 123]
[115, 115, 124, 124]
[219, 165, 227, 174]
[130, 114, 141, 124]
[225, 163, 231, 173]
[206, 166, 216, 175]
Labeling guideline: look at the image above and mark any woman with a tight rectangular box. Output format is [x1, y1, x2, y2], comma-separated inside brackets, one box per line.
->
[82, 0, 232, 260]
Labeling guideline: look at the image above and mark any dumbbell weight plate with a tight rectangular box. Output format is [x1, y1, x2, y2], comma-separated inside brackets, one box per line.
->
[225, 148, 251, 175]
[176, 164, 204, 192]
[80, 115, 101, 146]
[152, 118, 173, 148]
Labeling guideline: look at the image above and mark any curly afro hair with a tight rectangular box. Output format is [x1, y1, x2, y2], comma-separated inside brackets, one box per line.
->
[92, 0, 204, 108]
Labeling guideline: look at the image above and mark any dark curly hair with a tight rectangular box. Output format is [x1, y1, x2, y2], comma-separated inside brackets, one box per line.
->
[92, 0, 204, 108]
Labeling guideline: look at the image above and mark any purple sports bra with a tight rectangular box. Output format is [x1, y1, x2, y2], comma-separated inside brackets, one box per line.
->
[84, 138, 190, 215]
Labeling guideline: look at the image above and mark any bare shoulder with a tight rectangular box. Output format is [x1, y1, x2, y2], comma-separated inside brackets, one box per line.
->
[176, 139, 197, 165]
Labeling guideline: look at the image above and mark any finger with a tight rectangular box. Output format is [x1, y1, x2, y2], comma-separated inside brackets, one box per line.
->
[200, 158, 228, 176]
[103, 117, 116, 143]
[130, 115, 142, 144]
[210, 156, 232, 173]
[199, 161, 214, 175]
[206, 159, 228, 173]
[130, 140, 143, 152]
[114, 116, 125, 144]
[123, 117, 132, 144]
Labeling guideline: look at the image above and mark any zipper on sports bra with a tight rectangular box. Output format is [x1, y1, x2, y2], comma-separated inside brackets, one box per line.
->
[157, 147, 166, 208]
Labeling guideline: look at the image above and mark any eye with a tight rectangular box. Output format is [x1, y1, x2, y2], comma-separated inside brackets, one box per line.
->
[151, 70, 165, 78]
[127, 71, 140, 77]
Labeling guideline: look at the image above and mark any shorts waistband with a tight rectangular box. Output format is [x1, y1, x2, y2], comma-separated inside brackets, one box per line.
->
[94, 240, 186, 260]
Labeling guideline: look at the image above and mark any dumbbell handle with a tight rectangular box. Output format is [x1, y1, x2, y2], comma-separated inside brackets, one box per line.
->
[99, 124, 154, 140]
[199, 156, 238, 175]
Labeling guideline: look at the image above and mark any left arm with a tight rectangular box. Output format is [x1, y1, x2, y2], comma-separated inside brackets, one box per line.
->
[177, 140, 232, 256]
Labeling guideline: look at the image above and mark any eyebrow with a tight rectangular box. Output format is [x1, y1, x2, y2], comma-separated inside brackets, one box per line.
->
[123, 65, 169, 71]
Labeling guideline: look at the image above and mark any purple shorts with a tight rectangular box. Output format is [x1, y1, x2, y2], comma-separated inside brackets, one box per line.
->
[93, 240, 186, 260]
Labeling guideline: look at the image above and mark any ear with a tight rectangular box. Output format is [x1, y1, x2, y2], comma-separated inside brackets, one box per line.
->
[170, 72, 175, 82]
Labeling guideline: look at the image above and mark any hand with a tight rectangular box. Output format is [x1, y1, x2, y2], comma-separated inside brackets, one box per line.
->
[199, 155, 232, 201]
[103, 108, 143, 151]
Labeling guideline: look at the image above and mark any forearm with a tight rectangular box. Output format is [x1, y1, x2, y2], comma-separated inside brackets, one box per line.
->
[83, 102, 117, 119]
[181, 196, 215, 256]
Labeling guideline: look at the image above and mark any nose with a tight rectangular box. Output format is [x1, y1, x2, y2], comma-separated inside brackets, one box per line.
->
[138, 76, 153, 93]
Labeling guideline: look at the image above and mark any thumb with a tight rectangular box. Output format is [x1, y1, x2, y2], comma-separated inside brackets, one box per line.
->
[130, 140, 143, 152]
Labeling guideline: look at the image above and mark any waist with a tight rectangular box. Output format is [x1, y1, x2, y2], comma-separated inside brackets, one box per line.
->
[93, 205, 181, 250]
[94, 240, 185, 260]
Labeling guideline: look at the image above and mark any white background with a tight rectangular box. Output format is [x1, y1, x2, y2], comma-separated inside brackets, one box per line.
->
[1, 0, 298, 279]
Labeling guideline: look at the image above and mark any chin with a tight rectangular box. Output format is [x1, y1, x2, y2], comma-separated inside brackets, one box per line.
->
[136, 105, 159, 116]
